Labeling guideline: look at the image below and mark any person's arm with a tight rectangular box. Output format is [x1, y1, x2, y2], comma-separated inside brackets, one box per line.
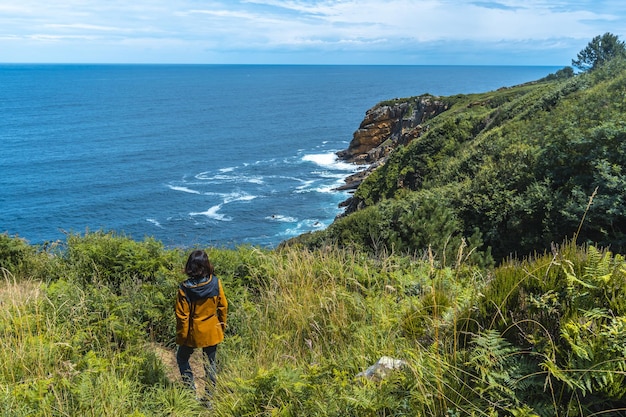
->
[175, 287, 190, 343]
[217, 280, 228, 331]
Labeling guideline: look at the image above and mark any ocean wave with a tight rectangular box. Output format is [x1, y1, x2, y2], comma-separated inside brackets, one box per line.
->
[190, 204, 232, 221]
[295, 186, 334, 194]
[313, 185, 338, 194]
[302, 152, 357, 171]
[294, 182, 342, 194]
[213, 172, 265, 185]
[167, 184, 202, 194]
[146, 218, 163, 228]
[224, 192, 257, 204]
[266, 214, 298, 223]
[312, 171, 351, 180]
[280, 219, 326, 237]
[295, 180, 316, 191]
[195, 171, 264, 184]
[195, 171, 211, 180]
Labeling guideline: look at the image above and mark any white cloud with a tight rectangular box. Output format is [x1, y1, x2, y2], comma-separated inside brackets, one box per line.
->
[234, 0, 617, 42]
[25, 33, 100, 42]
[0, 0, 624, 63]
[163, 0, 622, 56]
[44, 23, 127, 32]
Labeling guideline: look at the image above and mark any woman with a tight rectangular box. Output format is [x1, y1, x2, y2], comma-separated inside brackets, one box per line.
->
[175, 249, 228, 395]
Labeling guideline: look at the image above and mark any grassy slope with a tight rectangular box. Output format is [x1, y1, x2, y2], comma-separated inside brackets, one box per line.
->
[2, 231, 626, 416]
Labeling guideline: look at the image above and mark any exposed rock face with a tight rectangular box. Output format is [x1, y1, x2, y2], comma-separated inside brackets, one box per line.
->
[336, 103, 408, 164]
[336, 95, 449, 166]
[334, 95, 450, 214]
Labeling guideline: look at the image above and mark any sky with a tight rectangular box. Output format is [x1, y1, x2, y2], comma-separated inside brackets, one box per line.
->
[1, 0, 625, 65]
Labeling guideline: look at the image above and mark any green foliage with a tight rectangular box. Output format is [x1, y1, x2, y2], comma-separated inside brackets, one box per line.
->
[572, 32, 626, 72]
[0, 233, 35, 275]
[542, 66, 575, 81]
[299, 189, 493, 267]
[464, 243, 626, 415]
[62, 230, 179, 290]
[222, 363, 419, 417]
[466, 330, 521, 408]
[4, 233, 626, 415]
[209, 245, 271, 291]
[144, 384, 203, 416]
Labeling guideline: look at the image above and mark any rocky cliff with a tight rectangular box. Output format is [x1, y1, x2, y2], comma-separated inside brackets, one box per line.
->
[335, 95, 450, 214]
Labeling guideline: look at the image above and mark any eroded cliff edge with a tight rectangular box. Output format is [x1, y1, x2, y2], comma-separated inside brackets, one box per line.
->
[335, 95, 450, 214]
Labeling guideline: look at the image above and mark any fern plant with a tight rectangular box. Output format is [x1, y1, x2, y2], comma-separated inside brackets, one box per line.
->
[548, 247, 626, 411]
[465, 330, 522, 411]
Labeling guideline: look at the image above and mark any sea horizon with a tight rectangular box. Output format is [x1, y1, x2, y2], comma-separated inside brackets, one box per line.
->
[0, 62, 566, 68]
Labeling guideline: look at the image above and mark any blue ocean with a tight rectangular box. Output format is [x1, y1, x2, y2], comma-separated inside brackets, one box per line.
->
[1, 64, 561, 248]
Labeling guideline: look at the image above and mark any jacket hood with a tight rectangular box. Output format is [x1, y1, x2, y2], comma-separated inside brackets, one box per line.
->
[181, 275, 219, 302]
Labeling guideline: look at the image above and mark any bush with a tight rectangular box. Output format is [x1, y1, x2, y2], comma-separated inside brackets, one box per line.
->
[0, 233, 35, 275]
[62, 230, 178, 290]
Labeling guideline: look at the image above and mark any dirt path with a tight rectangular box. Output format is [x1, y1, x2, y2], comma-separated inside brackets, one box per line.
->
[151, 342, 208, 394]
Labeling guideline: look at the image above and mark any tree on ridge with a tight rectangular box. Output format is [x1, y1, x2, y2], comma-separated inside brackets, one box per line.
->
[572, 32, 626, 72]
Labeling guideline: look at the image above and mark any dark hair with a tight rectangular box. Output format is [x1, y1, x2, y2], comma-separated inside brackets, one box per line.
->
[184, 249, 214, 278]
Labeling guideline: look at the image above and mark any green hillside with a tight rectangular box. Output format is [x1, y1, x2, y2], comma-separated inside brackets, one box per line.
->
[293, 57, 626, 264]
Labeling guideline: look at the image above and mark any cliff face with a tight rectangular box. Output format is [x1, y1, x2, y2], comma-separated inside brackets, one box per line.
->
[335, 95, 449, 212]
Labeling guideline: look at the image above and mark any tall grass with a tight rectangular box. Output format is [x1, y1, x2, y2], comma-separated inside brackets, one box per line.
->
[2, 233, 626, 416]
[211, 245, 494, 416]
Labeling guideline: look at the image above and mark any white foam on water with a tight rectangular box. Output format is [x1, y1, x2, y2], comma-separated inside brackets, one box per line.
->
[195, 172, 265, 185]
[295, 180, 316, 191]
[167, 185, 202, 194]
[310, 219, 326, 228]
[313, 171, 350, 180]
[266, 214, 298, 223]
[280, 219, 327, 237]
[146, 218, 163, 228]
[294, 180, 345, 194]
[313, 185, 337, 194]
[302, 152, 357, 171]
[190, 204, 232, 221]
[254, 158, 277, 165]
[219, 167, 236, 173]
[224, 192, 257, 204]
[195, 171, 212, 180]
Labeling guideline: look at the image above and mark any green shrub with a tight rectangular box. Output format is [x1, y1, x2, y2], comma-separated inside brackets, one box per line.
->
[0, 233, 35, 275]
[305, 189, 493, 268]
[62, 231, 177, 290]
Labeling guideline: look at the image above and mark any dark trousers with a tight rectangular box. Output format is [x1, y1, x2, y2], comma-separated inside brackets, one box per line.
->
[176, 344, 218, 393]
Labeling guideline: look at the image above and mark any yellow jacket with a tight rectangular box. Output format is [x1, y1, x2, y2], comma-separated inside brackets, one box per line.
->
[175, 275, 228, 348]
